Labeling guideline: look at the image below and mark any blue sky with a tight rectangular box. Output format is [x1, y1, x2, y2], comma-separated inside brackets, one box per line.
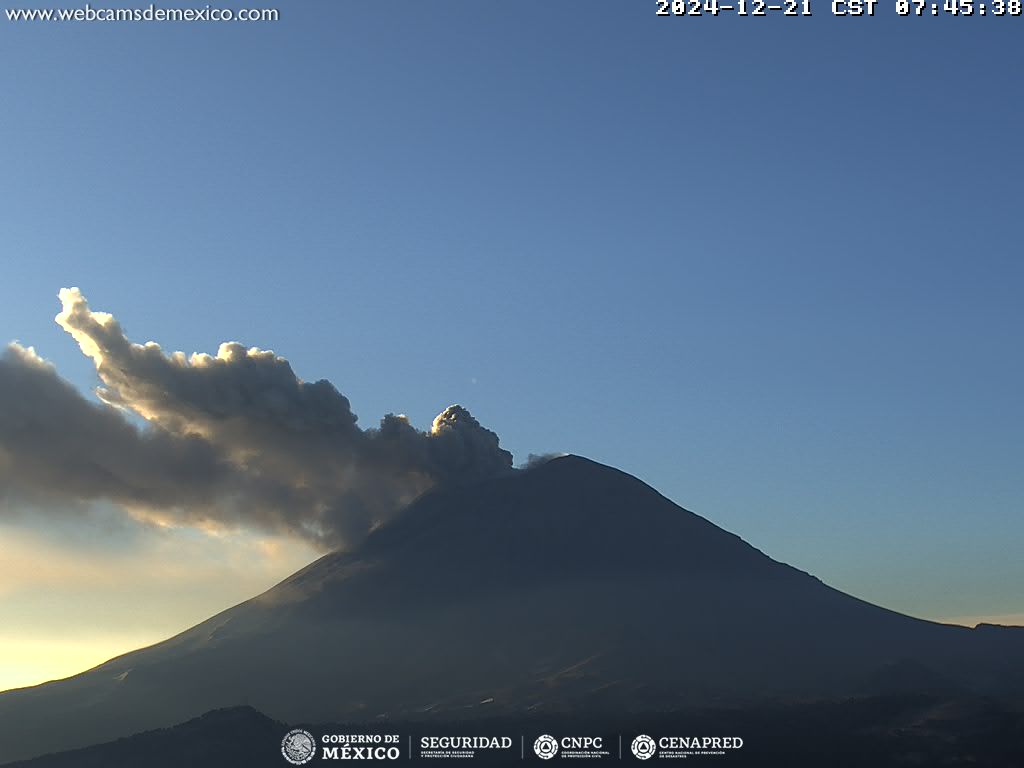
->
[2, 0, 1022, 678]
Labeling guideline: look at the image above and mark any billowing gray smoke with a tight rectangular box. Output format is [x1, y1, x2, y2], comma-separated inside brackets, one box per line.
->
[0, 289, 513, 549]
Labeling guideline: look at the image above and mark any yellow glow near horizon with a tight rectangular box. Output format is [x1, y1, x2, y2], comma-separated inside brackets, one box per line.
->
[0, 521, 319, 693]
[0, 634, 167, 693]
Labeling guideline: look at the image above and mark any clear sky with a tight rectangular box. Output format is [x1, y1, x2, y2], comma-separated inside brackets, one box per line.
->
[2, 2, 1022, 691]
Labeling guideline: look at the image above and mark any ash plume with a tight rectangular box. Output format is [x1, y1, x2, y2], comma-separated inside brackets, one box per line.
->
[0, 289, 513, 549]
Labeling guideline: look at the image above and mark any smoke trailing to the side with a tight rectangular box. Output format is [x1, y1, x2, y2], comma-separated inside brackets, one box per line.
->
[0, 289, 513, 550]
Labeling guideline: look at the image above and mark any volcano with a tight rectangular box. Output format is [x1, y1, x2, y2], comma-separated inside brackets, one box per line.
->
[1, 455, 1021, 764]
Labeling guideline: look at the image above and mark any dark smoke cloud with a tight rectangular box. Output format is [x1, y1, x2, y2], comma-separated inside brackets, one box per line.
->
[0, 289, 513, 549]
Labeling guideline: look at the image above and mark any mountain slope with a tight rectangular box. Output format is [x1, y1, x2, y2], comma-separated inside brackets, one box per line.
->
[3, 707, 285, 768]
[1, 455, 1021, 764]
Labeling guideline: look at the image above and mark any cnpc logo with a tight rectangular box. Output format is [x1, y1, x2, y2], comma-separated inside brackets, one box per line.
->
[533, 735, 558, 760]
[534, 735, 605, 759]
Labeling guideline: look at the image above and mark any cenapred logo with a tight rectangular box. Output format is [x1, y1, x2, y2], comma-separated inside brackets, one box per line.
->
[631, 734, 656, 760]
[281, 729, 316, 765]
[534, 734, 559, 760]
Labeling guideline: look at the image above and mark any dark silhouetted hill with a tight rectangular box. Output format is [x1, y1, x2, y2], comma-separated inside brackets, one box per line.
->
[3, 706, 284, 768]
[7, 696, 1024, 767]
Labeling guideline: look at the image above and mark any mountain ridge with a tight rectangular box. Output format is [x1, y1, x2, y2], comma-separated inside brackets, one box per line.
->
[1, 454, 1021, 763]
